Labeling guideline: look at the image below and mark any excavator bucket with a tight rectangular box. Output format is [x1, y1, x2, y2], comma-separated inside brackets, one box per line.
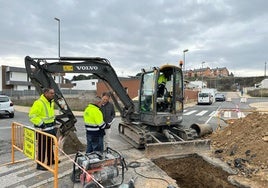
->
[145, 139, 211, 159]
[58, 130, 86, 155]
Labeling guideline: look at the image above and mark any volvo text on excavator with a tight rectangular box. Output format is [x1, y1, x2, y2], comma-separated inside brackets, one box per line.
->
[25, 56, 211, 157]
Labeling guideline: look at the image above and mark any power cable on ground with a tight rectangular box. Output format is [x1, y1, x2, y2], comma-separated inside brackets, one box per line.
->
[127, 161, 176, 188]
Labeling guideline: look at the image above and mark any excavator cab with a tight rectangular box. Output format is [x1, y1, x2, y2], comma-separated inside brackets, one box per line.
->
[139, 65, 184, 127]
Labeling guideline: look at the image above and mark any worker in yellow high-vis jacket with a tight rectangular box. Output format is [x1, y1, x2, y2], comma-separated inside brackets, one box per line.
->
[157, 72, 168, 97]
[83, 96, 107, 153]
[29, 87, 57, 171]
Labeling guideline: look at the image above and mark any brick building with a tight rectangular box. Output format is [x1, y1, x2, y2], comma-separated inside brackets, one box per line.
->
[97, 77, 199, 102]
[96, 77, 140, 99]
[185, 67, 229, 78]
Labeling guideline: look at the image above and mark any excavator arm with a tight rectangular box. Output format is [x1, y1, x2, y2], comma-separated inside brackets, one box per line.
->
[25, 56, 136, 135]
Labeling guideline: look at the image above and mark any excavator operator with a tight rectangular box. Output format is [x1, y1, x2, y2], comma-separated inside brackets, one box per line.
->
[157, 72, 168, 97]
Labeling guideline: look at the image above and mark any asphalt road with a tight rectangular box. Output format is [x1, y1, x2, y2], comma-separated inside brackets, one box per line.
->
[1, 92, 267, 187]
[0, 110, 176, 187]
[182, 92, 268, 131]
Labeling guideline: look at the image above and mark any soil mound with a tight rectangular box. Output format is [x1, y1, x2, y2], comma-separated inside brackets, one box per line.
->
[208, 112, 268, 187]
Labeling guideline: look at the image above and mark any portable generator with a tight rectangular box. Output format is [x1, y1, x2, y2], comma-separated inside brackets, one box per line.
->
[71, 147, 127, 188]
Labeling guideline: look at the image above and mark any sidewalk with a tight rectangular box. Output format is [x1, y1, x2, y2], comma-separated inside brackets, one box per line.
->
[249, 102, 268, 111]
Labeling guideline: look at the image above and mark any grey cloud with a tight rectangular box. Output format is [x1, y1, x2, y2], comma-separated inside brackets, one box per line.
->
[0, 0, 268, 76]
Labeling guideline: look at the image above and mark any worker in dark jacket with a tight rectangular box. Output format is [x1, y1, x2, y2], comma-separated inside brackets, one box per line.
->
[100, 92, 115, 149]
[29, 87, 57, 171]
[83, 96, 106, 153]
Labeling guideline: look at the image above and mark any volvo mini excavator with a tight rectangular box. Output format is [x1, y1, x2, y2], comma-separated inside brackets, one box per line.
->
[25, 56, 211, 157]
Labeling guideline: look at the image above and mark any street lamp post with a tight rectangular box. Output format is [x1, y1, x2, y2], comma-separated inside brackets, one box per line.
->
[183, 49, 189, 76]
[54, 17, 60, 58]
[54, 17, 61, 88]
[182, 49, 189, 99]
[201, 61, 205, 88]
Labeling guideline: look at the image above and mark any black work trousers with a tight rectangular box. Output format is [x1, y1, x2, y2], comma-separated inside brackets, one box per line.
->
[36, 129, 56, 165]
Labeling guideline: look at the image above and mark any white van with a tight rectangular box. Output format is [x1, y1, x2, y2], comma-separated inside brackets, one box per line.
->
[199, 88, 217, 103]
[197, 92, 213, 105]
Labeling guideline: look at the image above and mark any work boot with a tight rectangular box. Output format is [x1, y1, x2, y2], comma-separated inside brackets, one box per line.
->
[36, 164, 48, 171]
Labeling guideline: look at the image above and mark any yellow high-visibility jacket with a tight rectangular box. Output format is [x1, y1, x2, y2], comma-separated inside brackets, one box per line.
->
[29, 94, 55, 126]
[158, 74, 167, 84]
[83, 104, 106, 135]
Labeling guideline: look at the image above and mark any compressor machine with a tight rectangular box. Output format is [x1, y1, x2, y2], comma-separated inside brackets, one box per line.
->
[71, 147, 127, 187]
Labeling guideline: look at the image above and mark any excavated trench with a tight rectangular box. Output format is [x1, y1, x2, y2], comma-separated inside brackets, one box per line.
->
[153, 153, 237, 188]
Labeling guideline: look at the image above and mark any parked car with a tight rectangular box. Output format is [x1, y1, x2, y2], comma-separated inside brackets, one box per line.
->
[215, 93, 226, 102]
[0, 95, 15, 118]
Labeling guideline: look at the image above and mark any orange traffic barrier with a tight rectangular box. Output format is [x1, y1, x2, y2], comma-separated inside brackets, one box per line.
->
[9, 122, 59, 188]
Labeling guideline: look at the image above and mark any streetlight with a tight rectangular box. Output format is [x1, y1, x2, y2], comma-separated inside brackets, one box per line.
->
[54, 17, 61, 88]
[183, 49, 189, 75]
[54, 17, 60, 58]
[201, 61, 205, 88]
[182, 49, 189, 99]
[182, 49, 189, 98]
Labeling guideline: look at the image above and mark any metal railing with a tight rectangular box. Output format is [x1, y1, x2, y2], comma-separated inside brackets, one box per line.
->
[0, 89, 95, 97]
[9, 122, 59, 188]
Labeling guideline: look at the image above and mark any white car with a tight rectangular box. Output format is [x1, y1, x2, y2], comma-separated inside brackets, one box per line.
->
[0, 95, 15, 118]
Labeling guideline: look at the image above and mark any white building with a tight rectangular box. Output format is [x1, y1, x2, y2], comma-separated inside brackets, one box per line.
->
[0, 65, 71, 92]
[255, 78, 268, 88]
[71, 79, 98, 90]
[260, 78, 268, 88]
[187, 80, 207, 89]
[0, 65, 30, 91]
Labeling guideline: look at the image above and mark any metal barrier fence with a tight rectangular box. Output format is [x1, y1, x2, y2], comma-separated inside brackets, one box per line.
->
[10, 122, 59, 188]
[216, 108, 268, 129]
[0, 89, 95, 97]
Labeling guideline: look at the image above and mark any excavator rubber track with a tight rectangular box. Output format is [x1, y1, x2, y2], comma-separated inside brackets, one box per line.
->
[118, 122, 147, 149]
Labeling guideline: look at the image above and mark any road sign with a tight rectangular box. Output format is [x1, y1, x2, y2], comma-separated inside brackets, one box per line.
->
[23, 127, 35, 159]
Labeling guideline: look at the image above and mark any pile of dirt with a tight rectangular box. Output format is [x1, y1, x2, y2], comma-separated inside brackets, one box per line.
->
[208, 112, 268, 187]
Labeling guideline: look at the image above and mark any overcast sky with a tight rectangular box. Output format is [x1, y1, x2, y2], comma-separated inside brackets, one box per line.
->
[1, 0, 268, 78]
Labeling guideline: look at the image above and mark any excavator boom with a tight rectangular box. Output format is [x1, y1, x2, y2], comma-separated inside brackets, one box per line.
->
[25, 56, 137, 122]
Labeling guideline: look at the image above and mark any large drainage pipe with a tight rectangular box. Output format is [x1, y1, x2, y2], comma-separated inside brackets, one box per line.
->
[190, 123, 213, 137]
